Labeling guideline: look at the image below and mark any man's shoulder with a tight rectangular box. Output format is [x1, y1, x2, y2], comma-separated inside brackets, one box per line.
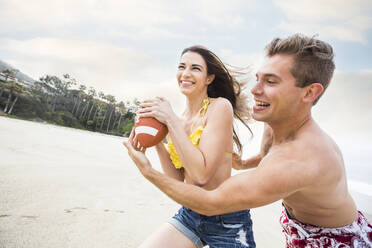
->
[262, 131, 344, 183]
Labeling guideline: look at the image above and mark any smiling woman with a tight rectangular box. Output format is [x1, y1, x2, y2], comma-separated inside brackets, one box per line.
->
[124, 45, 256, 248]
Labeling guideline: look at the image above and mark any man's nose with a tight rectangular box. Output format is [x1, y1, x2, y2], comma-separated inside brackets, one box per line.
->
[251, 81, 263, 95]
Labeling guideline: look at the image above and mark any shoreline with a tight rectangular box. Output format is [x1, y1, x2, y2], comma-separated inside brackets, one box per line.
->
[0, 115, 127, 138]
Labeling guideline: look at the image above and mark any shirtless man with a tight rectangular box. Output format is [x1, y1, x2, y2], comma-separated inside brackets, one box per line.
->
[124, 34, 372, 247]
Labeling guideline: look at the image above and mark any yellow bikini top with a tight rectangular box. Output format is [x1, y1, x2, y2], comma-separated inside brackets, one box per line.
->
[167, 98, 210, 169]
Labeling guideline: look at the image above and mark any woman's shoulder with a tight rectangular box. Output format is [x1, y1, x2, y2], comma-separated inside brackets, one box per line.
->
[209, 97, 233, 114]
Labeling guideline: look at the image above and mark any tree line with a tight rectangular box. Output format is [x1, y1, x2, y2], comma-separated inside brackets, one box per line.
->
[0, 69, 138, 137]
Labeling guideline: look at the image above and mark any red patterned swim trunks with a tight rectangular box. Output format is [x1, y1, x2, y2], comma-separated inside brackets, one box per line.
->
[280, 205, 372, 247]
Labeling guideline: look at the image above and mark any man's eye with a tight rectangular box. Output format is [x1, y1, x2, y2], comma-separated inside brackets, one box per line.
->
[266, 80, 276, 84]
[178, 65, 185, 69]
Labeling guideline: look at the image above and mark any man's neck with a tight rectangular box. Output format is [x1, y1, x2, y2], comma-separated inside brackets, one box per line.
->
[269, 113, 312, 145]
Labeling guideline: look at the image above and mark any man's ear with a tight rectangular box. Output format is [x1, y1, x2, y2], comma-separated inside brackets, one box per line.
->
[206, 74, 215, 85]
[303, 83, 324, 104]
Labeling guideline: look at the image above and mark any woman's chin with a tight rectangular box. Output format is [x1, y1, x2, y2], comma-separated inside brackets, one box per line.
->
[179, 87, 193, 96]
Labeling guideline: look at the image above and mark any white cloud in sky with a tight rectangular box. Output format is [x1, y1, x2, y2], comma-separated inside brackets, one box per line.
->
[0, 0, 258, 39]
[0, 37, 174, 100]
[193, 0, 255, 27]
[0, 0, 181, 33]
[274, 0, 372, 43]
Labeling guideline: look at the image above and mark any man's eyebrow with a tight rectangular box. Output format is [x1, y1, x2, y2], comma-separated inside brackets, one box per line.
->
[256, 73, 282, 80]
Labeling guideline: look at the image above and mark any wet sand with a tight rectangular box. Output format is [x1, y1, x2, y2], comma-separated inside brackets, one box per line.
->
[0, 117, 370, 247]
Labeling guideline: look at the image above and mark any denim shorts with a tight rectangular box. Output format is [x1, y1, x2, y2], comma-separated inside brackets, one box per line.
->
[168, 207, 256, 248]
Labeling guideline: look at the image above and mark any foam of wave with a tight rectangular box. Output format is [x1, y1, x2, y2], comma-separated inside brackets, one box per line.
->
[348, 180, 372, 197]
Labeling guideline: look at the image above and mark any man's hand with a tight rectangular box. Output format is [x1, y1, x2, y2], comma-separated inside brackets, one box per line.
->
[122, 129, 152, 175]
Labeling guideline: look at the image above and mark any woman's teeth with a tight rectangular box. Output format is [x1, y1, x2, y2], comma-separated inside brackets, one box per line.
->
[181, 81, 194, 87]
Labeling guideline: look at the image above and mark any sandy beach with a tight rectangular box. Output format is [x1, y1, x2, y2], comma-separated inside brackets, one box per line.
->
[0, 117, 370, 247]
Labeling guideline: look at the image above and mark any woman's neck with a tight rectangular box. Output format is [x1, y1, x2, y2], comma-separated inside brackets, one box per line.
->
[185, 93, 208, 118]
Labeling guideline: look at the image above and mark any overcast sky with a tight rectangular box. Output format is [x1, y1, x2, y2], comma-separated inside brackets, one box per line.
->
[1, 0, 371, 181]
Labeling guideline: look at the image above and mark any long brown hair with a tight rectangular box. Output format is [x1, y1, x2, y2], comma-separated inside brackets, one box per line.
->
[181, 45, 252, 154]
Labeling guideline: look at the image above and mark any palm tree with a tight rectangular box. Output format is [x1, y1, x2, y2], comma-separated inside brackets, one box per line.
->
[1, 69, 16, 98]
[61, 74, 76, 111]
[105, 94, 116, 133]
[87, 88, 96, 118]
[8, 84, 26, 114]
[94, 91, 105, 130]
[81, 87, 96, 121]
[99, 94, 108, 131]
[115, 101, 127, 133]
[38, 75, 62, 111]
[1, 69, 16, 82]
[3, 81, 24, 114]
[74, 84, 86, 118]
[0, 81, 4, 98]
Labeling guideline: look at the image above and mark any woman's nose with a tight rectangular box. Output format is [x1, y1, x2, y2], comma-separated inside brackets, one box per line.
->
[182, 67, 192, 78]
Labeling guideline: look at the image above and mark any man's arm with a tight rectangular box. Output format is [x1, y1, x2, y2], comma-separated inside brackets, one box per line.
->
[124, 139, 311, 216]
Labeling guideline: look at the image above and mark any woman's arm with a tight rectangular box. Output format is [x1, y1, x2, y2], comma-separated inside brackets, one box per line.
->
[233, 123, 273, 170]
[166, 98, 233, 186]
[154, 141, 184, 181]
[137, 97, 233, 186]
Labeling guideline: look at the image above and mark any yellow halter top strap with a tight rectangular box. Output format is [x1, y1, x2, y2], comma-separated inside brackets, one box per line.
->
[168, 98, 210, 169]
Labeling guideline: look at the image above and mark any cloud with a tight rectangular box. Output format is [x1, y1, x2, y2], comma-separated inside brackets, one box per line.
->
[274, 0, 372, 43]
[221, 51, 264, 71]
[192, 0, 254, 27]
[0, 0, 258, 41]
[0, 0, 181, 33]
[0, 37, 176, 99]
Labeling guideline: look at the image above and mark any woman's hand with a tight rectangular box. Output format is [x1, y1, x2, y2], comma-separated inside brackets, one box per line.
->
[232, 124, 273, 170]
[136, 97, 174, 125]
[232, 152, 245, 170]
[232, 152, 262, 170]
[260, 124, 273, 156]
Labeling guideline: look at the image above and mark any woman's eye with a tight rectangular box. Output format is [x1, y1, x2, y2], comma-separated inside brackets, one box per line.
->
[266, 80, 276, 84]
[192, 67, 201, 71]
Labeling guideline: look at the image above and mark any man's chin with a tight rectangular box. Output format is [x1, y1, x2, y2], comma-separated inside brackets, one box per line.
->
[252, 114, 267, 122]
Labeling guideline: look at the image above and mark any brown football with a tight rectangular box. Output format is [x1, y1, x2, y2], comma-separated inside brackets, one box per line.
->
[134, 117, 168, 148]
